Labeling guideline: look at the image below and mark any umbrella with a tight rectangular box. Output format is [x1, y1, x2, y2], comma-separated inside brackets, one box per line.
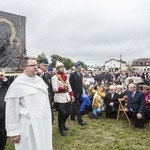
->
[124, 76, 144, 84]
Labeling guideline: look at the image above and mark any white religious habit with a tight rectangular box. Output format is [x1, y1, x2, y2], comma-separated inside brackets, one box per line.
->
[5, 73, 52, 150]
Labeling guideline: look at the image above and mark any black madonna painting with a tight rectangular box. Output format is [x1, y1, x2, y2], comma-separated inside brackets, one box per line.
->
[0, 11, 26, 72]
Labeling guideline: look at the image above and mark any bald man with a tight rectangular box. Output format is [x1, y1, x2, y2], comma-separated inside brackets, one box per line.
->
[127, 83, 145, 129]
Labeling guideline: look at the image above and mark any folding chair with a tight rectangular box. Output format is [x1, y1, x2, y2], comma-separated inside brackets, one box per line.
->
[117, 98, 131, 124]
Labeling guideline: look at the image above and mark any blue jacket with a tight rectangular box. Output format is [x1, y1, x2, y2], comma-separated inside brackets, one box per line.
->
[80, 94, 91, 112]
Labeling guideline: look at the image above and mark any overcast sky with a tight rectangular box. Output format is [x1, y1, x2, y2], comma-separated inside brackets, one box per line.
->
[1, 0, 150, 66]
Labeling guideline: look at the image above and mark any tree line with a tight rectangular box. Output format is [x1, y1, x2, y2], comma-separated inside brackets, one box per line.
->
[36, 53, 88, 70]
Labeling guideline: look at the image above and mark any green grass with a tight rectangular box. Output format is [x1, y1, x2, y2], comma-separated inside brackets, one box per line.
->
[6, 112, 150, 150]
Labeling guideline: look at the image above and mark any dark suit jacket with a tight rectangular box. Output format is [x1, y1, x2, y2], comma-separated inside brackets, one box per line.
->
[0, 79, 9, 119]
[127, 90, 145, 114]
[69, 71, 83, 99]
[118, 92, 125, 99]
[41, 73, 54, 103]
[104, 92, 119, 110]
[141, 72, 148, 84]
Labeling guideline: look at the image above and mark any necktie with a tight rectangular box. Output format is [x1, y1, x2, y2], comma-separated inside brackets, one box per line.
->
[131, 92, 134, 98]
[111, 93, 114, 99]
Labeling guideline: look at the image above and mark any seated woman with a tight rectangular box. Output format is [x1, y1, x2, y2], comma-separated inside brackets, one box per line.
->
[116, 84, 128, 108]
[116, 84, 125, 98]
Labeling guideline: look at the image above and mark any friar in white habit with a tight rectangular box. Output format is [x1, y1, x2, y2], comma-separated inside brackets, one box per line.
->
[5, 57, 53, 150]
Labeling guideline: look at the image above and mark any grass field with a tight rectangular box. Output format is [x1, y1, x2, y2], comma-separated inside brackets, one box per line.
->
[6, 112, 150, 150]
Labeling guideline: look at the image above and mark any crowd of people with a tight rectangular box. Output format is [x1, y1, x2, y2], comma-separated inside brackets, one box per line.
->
[0, 56, 150, 150]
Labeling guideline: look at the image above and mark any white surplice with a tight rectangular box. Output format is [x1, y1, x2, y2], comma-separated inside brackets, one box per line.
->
[5, 73, 52, 150]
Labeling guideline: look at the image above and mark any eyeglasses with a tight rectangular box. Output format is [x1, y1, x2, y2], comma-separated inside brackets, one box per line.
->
[26, 64, 38, 67]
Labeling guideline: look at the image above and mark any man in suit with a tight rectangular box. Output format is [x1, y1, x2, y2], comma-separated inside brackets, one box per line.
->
[69, 63, 86, 125]
[38, 59, 54, 123]
[127, 83, 145, 129]
[104, 85, 119, 118]
[0, 72, 9, 150]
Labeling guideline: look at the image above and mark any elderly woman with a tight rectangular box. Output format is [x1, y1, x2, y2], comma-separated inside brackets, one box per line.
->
[116, 84, 125, 98]
[104, 85, 119, 118]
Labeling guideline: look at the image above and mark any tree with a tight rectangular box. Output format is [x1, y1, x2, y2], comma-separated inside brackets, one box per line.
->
[50, 54, 61, 68]
[50, 54, 74, 69]
[36, 53, 48, 64]
[36, 53, 88, 70]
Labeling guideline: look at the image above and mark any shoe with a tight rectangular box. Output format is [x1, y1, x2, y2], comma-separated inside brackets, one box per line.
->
[89, 114, 100, 119]
[79, 121, 87, 126]
[60, 130, 67, 136]
[139, 127, 145, 130]
[97, 113, 102, 117]
[64, 125, 69, 130]
[71, 118, 78, 122]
